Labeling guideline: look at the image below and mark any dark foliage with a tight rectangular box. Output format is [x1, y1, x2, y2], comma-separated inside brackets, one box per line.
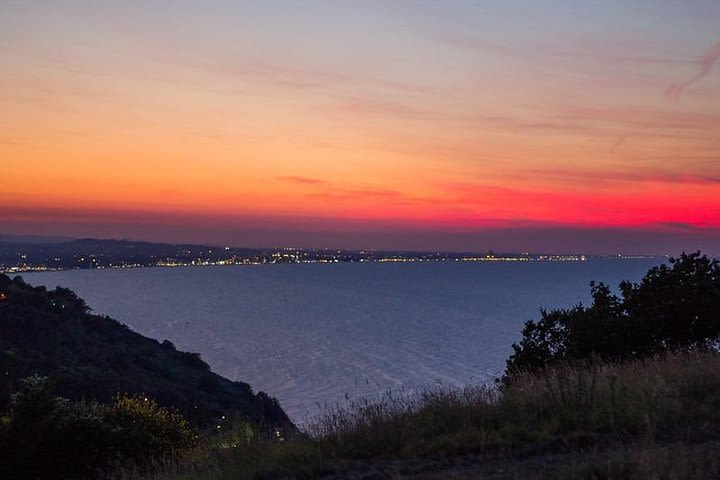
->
[0, 376, 198, 478]
[504, 252, 720, 380]
[0, 274, 292, 431]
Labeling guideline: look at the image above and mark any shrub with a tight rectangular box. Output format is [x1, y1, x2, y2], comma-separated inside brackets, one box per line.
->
[106, 394, 198, 462]
[0, 378, 198, 479]
[0, 376, 106, 478]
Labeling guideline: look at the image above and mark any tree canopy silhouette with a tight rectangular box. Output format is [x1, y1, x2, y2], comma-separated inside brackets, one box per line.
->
[504, 252, 720, 380]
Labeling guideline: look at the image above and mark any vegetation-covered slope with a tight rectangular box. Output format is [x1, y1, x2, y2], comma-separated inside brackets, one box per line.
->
[0, 273, 292, 430]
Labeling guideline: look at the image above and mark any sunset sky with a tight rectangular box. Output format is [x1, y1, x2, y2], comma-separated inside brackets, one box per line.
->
[2, 1, 719, 253]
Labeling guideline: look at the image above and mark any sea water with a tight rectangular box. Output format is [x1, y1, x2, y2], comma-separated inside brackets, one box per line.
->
[23, 258, 657, 422]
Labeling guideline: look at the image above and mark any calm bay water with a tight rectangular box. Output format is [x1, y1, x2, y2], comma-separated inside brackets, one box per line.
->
[24, 259, 658, 422]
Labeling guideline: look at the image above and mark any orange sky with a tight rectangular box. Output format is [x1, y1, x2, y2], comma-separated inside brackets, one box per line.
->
[1, 1, 719, 252]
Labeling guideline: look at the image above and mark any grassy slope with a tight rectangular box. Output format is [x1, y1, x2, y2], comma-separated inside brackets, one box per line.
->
[148, 351, 720, 479]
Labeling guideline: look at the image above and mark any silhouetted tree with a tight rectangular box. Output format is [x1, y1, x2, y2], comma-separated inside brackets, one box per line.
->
[504, 252, 720, 382]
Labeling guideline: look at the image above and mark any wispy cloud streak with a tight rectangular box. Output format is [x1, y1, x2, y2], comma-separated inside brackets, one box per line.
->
[275, 176, 328, 185]
[666, 39, 720, 98]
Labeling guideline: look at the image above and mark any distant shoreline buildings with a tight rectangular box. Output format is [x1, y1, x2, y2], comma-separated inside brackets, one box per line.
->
[0, 238, 662, 274]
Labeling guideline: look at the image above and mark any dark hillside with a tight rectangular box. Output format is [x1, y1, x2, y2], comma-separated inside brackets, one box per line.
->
[0, 238, 263, 270]
[0, 274, 292, 431]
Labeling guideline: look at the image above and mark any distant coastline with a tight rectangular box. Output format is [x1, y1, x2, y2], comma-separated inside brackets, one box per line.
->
[0, 237, 662, 274]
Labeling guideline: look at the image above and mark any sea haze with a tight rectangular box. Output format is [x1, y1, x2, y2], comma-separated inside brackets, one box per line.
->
[24, 259, 658, 422]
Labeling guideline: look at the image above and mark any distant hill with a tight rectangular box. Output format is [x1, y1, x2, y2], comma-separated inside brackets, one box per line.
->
[0, 237, 371, 270]
[0, 274, 293, 430]
[0, 234, 73, 244]
[0, 237, 265, 270]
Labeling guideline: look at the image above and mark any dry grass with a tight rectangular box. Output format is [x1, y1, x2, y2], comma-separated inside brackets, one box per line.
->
[140, 350, 720, 479]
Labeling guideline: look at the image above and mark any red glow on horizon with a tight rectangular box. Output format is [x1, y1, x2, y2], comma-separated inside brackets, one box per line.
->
[2, 2, 719, 252]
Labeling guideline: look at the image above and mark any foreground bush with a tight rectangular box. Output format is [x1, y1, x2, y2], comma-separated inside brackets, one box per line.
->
[0, 377, 199, 478]
[106, 394, 197, 462]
